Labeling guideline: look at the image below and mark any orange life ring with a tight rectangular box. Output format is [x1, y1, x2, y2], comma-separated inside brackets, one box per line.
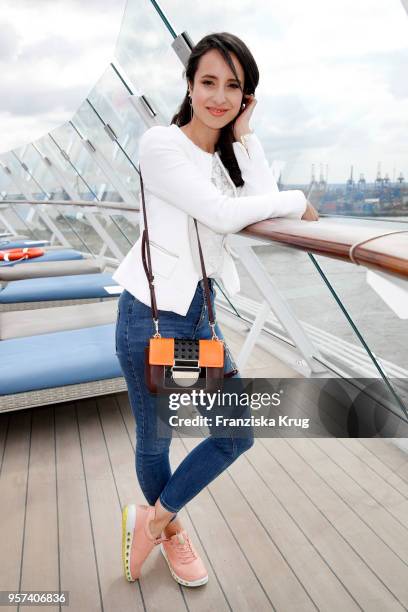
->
[0, 247, 45, 262]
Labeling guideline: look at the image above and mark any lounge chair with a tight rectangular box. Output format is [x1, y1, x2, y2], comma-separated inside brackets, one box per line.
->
[0, 257, 106, 282]
[0, 299, 118, 340]
[0, 248, 86, 266]
[0, 272, 122, 312]
[0, 322, 126, 412]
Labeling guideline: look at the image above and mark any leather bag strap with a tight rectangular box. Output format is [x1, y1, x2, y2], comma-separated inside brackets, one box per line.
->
[139, 169, 159, 328]
[138, 165, 217, 338]
[193, 218, 216, 329]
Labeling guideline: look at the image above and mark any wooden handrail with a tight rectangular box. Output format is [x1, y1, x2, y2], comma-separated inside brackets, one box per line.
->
[242, 218, 408, 280]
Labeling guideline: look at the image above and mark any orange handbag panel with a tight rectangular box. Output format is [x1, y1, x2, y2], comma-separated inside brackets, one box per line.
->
[199, 339, 224, 368]
[149, 337, 174, 365]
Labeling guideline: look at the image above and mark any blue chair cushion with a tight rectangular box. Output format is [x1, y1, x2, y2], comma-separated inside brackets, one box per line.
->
[0, 240, 50, 249]
[0, 323, 122, 395]
[0, 273, 117, 303]
[0, 249, 84, 267]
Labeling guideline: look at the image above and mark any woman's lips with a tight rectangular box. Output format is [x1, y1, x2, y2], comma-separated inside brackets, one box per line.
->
[207, 107, 228, 116]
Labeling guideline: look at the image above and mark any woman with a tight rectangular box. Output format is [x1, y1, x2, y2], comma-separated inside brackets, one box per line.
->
[113, 32, 319, 588]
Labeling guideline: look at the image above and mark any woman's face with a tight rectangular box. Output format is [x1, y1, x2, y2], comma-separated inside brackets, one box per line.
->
[189, 49, 245, 128]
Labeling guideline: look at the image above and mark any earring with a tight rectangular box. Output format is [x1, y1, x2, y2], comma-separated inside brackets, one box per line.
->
[188, 94, 193, 119]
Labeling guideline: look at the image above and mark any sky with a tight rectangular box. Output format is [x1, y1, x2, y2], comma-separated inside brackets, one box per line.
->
[0, 0, 127, 153]
[0, 0, 407, 184]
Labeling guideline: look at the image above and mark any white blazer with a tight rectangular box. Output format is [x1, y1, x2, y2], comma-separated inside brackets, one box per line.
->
[112, 124, 306, 316]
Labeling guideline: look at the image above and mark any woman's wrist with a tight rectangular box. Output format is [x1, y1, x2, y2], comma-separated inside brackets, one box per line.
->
[234, 126, 252, 141]
[233, 116, 251, 137]
[234, 128, 253, 154]
[239, 132, 253, 151]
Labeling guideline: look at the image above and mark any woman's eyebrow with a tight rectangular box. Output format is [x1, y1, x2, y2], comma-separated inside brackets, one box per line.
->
[200, 73, 242, 84]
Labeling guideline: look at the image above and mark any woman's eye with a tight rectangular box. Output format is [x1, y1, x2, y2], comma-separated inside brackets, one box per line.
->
[201, 80, 239, 88]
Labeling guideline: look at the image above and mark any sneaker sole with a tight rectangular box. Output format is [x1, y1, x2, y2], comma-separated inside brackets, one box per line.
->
[160, 544, 208, 587]
[122, 504, 136, 582]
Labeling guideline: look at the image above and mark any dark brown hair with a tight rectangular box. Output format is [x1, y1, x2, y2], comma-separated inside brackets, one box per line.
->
[171, 32, 259, 187]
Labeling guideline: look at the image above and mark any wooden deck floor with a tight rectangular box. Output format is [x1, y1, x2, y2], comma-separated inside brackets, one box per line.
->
[1, 389, 408, 612]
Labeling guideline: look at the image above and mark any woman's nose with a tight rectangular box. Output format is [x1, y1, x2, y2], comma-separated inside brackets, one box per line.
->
[211, 87, 228, 106]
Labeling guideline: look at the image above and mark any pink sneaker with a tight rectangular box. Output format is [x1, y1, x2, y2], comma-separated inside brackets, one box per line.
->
[122, 504, 167, 582]
[160, 530, 208, 587]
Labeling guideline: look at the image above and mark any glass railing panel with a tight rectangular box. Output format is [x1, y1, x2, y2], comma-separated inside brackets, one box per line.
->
[0, 203, 38, 241]
[311, 250, 408, 409]
[114, 0, 185, 120]
[47, 123, 95, 200]
[48, 202, 101, 255]
[0, 151, 45, 200]
[73, 98, 139, 203]
[71, 102, 121, 202]
[107, 209, 140, 249]
[311, 251, 407, 371]
[13, 143, 64, 200]
[34, 134, 87, 202]
[232, 238, 407, 416]
[48, 122, 112, 201]
[239, 240, 404, 371]
[87, 66, 145, 161]
[37, 202, 138, 259]
[231, 241, 363, 355]
[0, 164, 16, 199]
[39, 113, 139, 252]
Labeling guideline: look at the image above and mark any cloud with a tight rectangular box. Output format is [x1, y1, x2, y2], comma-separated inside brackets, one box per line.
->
[0, 23, 21, 61]
[10, 0, 120, 10]
[17, 35, 88, 63]
[0, 80, 88, 116]
[0, 0, 127, 153]
[1, 0, 407, 183]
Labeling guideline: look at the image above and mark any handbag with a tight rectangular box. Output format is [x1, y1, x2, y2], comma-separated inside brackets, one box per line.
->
[139, 165, 238, 394]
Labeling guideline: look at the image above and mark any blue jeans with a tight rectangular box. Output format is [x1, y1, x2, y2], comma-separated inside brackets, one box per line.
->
[115, 278, 254, 515]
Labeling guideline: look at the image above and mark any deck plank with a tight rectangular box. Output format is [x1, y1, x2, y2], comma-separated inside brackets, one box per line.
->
[20, 407, 59, 612]
[55, 402, 106, 612]
[0, 410, 31, 612]
[0, 412, 9, 469]
[75, 398, 145, 612]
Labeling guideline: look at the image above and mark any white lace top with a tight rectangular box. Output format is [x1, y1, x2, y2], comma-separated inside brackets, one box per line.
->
[189, 152, 237, 280]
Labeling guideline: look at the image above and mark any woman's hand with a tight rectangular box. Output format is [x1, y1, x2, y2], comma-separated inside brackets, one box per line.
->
[302, 201, 320, 221]
[233, 94, 257, 141]
[232, 99, 319, 223]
